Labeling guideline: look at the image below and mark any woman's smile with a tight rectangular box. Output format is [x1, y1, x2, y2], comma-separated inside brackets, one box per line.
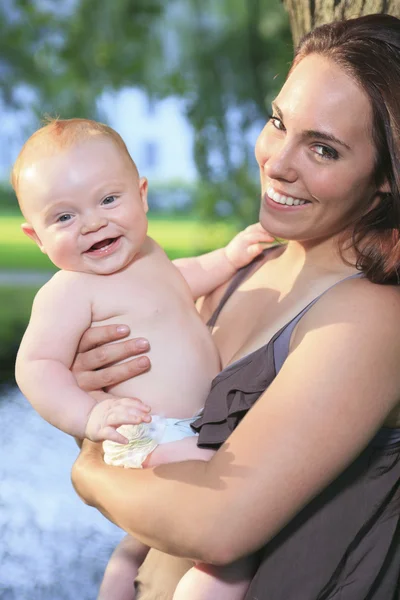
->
[265, 185, 311, 210]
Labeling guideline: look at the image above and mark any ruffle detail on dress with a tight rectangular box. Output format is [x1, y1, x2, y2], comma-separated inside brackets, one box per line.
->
[192, 343, 276, 449]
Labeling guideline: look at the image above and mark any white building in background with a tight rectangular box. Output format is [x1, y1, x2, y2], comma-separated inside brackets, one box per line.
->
[0, 88, 197, 193]
[99, 88, 197, 185]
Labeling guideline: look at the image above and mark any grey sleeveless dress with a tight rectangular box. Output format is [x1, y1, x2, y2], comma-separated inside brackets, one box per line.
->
[136, 250, 400, 600]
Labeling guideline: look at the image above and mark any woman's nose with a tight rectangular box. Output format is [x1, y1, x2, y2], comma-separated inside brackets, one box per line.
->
[80, 215, 108, 235]
[257, 135, 298, 183]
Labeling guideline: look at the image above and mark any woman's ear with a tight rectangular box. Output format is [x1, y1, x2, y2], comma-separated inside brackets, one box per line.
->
[378, 179, 391, 194]
[21, 223, 47, 254]
[368, 180, 391, 212]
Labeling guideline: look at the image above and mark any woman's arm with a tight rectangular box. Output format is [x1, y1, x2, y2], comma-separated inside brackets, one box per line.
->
[72, 280, 400, 565]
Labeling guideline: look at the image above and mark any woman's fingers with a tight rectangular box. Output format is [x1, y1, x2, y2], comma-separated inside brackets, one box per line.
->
[75, 336, 150, 371]
[77, 324, 131, 352]
[74, 356, 151, 392]
[72, 327, 151, 392]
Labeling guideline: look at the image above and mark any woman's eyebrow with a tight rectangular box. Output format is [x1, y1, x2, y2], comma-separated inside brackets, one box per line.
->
[271, 101, 351, 151]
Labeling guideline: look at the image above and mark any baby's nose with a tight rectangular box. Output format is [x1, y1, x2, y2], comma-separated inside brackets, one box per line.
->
[80, 216, 108, 235]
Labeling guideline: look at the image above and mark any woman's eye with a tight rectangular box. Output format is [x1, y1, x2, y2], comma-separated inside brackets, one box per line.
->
[313, 144, 339, 160]
[58, 214, 72, 223]
[268, 115, 285, 131]
[102, 195, 116, 205]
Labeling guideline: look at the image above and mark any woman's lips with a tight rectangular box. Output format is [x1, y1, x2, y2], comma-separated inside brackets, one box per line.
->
[264, 190, 311, 212]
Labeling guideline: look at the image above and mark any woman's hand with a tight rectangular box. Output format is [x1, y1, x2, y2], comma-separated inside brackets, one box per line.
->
[72, 324, 151, 392]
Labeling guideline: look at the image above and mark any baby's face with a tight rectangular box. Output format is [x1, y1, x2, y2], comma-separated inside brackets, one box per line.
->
[18, 137, 149, 275]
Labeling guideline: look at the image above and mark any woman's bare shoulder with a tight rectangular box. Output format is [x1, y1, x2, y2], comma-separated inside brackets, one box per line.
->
[295, 277, 400, 347]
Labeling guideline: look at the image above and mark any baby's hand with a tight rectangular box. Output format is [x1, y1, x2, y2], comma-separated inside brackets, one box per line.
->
[85, 397, 152, 443]
[224, 223, 275, 269]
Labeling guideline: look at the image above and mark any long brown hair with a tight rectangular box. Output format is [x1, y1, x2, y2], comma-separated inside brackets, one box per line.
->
[294, 14, 400, 284]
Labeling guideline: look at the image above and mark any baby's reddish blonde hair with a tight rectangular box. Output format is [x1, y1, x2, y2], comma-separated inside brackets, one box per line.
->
[11, 117, 138, 199]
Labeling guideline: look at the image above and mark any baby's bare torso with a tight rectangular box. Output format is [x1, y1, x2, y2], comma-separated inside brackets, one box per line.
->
[88, 239, 220, 418]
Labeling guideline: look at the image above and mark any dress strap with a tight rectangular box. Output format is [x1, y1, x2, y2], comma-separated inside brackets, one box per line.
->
[207, 246, 279, 330]
[273, 272, 364, 374]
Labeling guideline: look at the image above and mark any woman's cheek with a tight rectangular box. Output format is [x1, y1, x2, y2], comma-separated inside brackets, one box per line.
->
[254, 126, 269, 167]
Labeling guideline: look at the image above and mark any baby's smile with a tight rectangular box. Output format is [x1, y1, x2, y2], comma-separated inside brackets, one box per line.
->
[84, 236, 122, 257]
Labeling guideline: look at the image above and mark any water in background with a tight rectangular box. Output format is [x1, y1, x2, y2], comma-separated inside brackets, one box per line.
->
[0, 389, 125, 599]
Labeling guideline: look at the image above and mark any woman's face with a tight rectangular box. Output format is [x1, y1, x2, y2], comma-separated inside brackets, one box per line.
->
[255, 53, 385, 243]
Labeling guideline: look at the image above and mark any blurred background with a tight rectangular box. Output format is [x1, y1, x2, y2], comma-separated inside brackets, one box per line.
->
[2, 0, 399, 597]
[0, 1, 291, 597]
[3, 0, 399, 597]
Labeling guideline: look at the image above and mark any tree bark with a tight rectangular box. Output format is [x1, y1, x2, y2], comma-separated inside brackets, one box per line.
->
[282, 0, 400, 48]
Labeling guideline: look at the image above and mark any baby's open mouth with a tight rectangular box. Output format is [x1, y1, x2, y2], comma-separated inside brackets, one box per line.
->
[86, 237, 120, 253]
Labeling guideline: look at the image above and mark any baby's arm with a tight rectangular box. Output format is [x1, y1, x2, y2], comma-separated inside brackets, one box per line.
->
[16, 274, 149, 442]
[173, 223, 274, 299]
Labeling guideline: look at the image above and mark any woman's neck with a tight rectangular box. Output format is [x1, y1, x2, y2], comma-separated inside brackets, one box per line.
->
[275, 234, 359, 279]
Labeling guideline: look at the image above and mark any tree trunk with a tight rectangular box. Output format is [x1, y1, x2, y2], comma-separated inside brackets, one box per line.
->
[282, 0, 400, 48]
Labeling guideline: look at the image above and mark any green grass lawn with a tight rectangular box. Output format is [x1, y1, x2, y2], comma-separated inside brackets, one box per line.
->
[0, 214, 238, 270]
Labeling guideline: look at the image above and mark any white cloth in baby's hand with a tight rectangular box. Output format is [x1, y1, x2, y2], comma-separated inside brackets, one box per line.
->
[103, 414, 199, 468]
[103, 415, 167, 469]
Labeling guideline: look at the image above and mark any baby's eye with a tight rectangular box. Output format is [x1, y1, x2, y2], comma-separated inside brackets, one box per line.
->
[102, 195, 116, 205]
[312, 144, 339, 160]
[58, 214, 72, 223]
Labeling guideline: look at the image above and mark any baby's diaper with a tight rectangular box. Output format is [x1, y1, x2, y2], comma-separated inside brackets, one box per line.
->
[103, 415, 198, 469]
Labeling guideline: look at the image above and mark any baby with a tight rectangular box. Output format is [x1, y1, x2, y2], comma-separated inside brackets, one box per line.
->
[14, 118, 271, 600]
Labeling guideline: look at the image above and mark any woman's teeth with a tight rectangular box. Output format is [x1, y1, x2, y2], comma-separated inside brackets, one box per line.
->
[267, 187, 307, 206]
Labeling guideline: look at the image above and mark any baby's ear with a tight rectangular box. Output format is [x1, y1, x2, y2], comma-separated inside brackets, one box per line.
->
[21, 223, 46, 254]
[139, 177, 149, 213]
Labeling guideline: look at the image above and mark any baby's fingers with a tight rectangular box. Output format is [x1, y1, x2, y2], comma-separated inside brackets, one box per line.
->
[105, 408, 152, 428]
[242, 233, 274, 250]
[101, 427, 129, 445]
[115, 397, 151, 414]
[244, 222, 275, 241]
[247, 243, 264, 257]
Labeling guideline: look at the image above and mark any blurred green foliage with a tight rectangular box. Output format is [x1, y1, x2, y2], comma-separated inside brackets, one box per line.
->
[0, 0, 292, 225]
[0, 286, 37, 388]
[0, 183, 17, 213]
